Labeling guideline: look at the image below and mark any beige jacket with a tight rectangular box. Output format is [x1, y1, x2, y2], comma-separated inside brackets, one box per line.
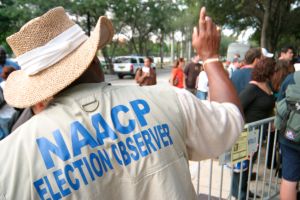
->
[0, 83, 244, 200]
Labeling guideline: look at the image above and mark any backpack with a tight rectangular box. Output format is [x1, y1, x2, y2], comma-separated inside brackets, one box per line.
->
[275, 72, 300, 143]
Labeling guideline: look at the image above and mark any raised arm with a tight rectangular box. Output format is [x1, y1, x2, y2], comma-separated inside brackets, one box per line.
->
[135, 69, 147, 84]
[192, 7, 242, 113]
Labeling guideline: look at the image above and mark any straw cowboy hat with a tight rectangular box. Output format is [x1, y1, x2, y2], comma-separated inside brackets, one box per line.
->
[4, 7, 114, 108]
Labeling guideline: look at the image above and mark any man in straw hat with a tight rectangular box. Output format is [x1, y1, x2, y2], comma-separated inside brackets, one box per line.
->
[0, 6, 243, 199]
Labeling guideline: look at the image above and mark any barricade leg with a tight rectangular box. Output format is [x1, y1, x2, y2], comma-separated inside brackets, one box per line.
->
[219, 165, 224, 200]
[261, 122, 272, 198]
[208, 159, 213, 200]
[197, 161, 201, 195]
[267, 130, 278, 198]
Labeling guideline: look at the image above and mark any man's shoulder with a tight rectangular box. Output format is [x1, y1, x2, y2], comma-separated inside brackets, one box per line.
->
[58, 83, 178, 106]
[186, 62, 195, 68]
[236, 68, 252, 74]
[184, 62, 195, 72]
[231, 68, 252, 79]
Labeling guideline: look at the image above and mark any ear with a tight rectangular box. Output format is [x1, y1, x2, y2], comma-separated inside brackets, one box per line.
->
[253, 58, 259, 65]
[32, 102, 48, 114]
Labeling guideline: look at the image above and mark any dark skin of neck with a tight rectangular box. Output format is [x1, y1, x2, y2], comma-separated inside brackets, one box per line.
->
[70, 57, 104, 86]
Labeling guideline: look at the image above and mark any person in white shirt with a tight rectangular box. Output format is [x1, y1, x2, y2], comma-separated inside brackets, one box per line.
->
[227, 58, 241, 78]
[196, 64, 209, 100]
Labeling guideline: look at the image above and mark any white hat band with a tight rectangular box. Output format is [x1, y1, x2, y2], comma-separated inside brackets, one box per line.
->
[17, 24, 88, 75]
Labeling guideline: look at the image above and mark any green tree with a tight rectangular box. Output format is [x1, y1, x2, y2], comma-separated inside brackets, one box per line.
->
[107, 0, 180, 55]
[0, 0, 113, 68]
[0, 0, 34, 54]
[200, 0, 300, 52]
[0, 0, 73, 53]
[170, 1, 200, 59]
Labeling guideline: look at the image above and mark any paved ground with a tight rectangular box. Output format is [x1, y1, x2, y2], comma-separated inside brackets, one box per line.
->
[105, 67, 172, 85]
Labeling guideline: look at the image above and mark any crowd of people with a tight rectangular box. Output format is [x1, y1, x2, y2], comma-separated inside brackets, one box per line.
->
[136, 45, 299, 200]
[0, 5, 299, 200]
[176, 46, 298, 200]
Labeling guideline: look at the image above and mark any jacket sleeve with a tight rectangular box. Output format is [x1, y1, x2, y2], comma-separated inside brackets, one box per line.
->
[174, 88, 244, 160]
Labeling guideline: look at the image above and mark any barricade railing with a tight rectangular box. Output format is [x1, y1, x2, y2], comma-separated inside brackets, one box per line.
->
[192, 117, 280, 200]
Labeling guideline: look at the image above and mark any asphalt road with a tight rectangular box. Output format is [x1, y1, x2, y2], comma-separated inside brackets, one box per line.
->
[104, 68, 172, 86]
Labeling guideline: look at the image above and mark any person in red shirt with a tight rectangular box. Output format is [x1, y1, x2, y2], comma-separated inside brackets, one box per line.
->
[170, 58, 185, 88]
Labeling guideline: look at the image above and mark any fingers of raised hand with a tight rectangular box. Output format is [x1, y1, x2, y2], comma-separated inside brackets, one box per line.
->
[199, 7, 206, 32]
[205, 16, 214, 35]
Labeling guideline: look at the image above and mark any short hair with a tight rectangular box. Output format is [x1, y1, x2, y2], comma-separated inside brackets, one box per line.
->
[280, 46, 294, 54]
[244, 48, 262, 65]
[252, 57, 275, 82]
[145, 56, 153, 63]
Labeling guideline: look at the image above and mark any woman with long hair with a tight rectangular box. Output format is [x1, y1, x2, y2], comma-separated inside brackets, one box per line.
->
[232, 57, 276, 200]
[170, 58, 185, 88]
[271, 60, 292, 96]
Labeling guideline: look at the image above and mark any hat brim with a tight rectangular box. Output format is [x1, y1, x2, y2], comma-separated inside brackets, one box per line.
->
[4, 16, 114, 108]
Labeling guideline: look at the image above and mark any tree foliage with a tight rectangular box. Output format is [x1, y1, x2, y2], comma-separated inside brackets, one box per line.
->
[0, 0, 109, 52]
[106, 0, 180, 56]
[200, 0, 300, 51]
[2, 0, 299, 61]
[0, 0, 182, 61]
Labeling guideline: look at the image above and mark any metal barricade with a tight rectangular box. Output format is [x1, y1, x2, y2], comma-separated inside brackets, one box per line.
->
[192, 117, 280, 200]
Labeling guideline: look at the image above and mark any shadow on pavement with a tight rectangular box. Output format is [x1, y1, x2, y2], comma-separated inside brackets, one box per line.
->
[197, 194, 225, 200]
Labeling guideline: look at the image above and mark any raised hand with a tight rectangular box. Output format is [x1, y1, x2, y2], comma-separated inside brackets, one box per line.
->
[192, 7, 221, 61]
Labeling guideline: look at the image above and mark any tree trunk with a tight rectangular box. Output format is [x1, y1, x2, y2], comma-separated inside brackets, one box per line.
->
[260, 1, 271, 49]
[130, 38, 139, 55]
[171, 32, 175, 62]
[102, 47, 114, 74]
[180, 41, 183, 58]
[105, 42, 119, 74]
[86, 12, 91, 36]
[160, 33, 164, 69]
[260, 0, 292, 52]
[138, 38, 143, 55]
[188, 41, 192, 61]
[176, 41, 179, 59]
[188, 26, 193, 60]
